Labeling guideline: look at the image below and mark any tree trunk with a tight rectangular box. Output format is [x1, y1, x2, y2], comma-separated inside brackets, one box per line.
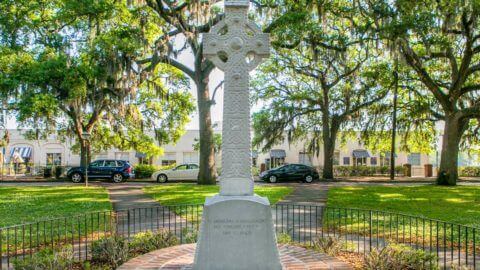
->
[322, 138, 335, 179]
[196, 80, 217, 185]
[437, 114, 467, 186]
[322, 120, 339, 180]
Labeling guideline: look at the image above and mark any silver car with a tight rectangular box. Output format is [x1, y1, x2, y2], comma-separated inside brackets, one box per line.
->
[151, 164, 199, 183]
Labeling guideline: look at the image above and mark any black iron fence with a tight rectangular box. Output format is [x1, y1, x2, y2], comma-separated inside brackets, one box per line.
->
[1, 204, 479, 269]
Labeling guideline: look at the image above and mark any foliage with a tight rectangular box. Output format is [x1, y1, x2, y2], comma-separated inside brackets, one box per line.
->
[364, 243, 437, 270]
[13, 246, 74, 270]
[134, 164, 177, 178]
[91, 236, 129, 268]
[276, 232, 292, 244]
[365, 0, 480, 185]
[252, 0, 391, 179]
[134, 164, 160, 179]
[0, 0, 194, 167]
[312, 236, 343, 256]
[181, 228, 198, 244]
[140, 0, 224, 185]
[458, 166, 480, 177]
[129, 230, 178, 254]
[193, 133, 222, 153]
[333, 166, 404, 177]
[327, 185, 480, 227]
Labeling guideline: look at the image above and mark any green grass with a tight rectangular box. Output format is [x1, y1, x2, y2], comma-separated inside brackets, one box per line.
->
[143, 183, 293, 221]
[327, 185, 480, 227]
[143, 183, 293, 206]
[0, 186, 113, 255]
[0, 186, 112, 227]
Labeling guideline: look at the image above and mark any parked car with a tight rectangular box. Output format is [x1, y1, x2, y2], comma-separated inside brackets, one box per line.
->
[67, 160, 134, 183]
[259, 164, 319, 183]
[152, 163, 199, 183]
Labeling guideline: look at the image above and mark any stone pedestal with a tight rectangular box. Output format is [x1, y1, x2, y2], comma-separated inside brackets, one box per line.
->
[193, 195, 282, 270]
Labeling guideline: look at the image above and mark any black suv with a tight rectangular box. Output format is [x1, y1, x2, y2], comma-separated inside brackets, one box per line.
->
[67, 160, 134, 183]
[259, 164, 319, 183]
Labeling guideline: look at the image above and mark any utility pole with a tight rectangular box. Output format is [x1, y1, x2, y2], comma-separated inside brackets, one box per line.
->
[0, 103, 5, 181]
[390, 52, 399, 180]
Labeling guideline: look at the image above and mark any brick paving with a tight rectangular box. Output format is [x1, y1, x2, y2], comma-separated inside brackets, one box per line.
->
[118, 243, 352, 270]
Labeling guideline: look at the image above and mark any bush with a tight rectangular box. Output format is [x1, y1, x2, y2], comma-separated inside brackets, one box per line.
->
[364, 243, 437, 270]
[134, 164, 159, 179]
[312, 236, 343, 256]
[459, 166, 480, 177]
[276, 232, 292, 244]
[333, 166, 405, 177]
[13, 246, 74, 270]
[182, 228, 198, 244]
[129, 230, 179, 254]
[91, 236, 129, 268]
[252, 166, 260, 176]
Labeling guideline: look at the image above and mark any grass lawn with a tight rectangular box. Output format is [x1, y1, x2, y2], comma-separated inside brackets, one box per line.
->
[0, 186, 112, 227]
[143, 183, 293, 206]
[143, 183, 293, 220]
[0, 186, 112, 254]
[327, 185, 480, 227]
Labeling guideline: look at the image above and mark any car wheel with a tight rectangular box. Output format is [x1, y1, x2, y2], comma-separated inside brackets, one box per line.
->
[304, 175, 314, 183]
[157, 174, 168, 183]
[268, 175, 277, 183]
[112, 173, 124, 183]
[71, 173, 83, 183]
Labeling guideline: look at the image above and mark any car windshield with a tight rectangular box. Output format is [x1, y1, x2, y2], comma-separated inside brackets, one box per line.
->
[175, 165, 188, 170]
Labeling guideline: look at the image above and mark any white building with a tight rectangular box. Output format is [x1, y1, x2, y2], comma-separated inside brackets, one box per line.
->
[1, 128, 440, 176]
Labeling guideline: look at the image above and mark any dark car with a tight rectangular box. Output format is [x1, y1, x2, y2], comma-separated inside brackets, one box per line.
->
[259, 164, 319, 183]
[67, 160, 134, 183]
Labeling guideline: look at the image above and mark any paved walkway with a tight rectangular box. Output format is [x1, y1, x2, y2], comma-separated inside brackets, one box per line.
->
[118, 243, 352, 270]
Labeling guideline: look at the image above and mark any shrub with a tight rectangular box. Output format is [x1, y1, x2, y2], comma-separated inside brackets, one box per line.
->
[13, 246, 74, 270]
[134, 164, 158, 179]
[459, 166, 480, 177]
[182, 228, 198, 244]
[129, 230, 179, 254]
[333, 166, 405, 177]
[276, 232, 292, 244]
[312, 236, 343, 256]
[364, 243, 437, 270]
[91, 236, 129, 268]
[252, 166, 260, 176]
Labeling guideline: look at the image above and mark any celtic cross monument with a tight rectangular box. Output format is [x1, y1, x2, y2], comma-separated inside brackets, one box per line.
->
[193, 0, 282, 269]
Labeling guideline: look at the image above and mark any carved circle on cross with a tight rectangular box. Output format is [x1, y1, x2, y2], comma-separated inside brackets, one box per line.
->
[203, 13, 270, 72]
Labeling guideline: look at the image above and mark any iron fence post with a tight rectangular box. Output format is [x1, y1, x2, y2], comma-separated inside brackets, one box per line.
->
[369, 210, 373, 252]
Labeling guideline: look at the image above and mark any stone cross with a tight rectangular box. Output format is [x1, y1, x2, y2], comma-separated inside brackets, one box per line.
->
[203, 0, 270, 196]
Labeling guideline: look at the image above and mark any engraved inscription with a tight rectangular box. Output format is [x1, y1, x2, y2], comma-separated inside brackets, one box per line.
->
[212, 218, 265, 236]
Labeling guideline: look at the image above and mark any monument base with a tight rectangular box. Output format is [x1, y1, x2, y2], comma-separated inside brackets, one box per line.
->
[193, 194, 282, 270]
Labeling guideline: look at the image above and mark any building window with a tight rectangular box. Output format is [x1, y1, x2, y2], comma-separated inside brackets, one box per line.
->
[252, 157, 257, 167]
[380, 156, 390, 167]
[333, 151, 340, 165]
[161, 152, 176, 166]
[46, 153, 62, 166]
[183, 152, 199, 164]
[299, 152, 312, 166]
[353, 157, 367, 166]
[407, 153, 421, 166]
[370, 157, 377, 166]
[343, 157, 350, 165]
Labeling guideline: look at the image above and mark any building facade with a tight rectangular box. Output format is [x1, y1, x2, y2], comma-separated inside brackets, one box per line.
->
[0, 129, 442, 177]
